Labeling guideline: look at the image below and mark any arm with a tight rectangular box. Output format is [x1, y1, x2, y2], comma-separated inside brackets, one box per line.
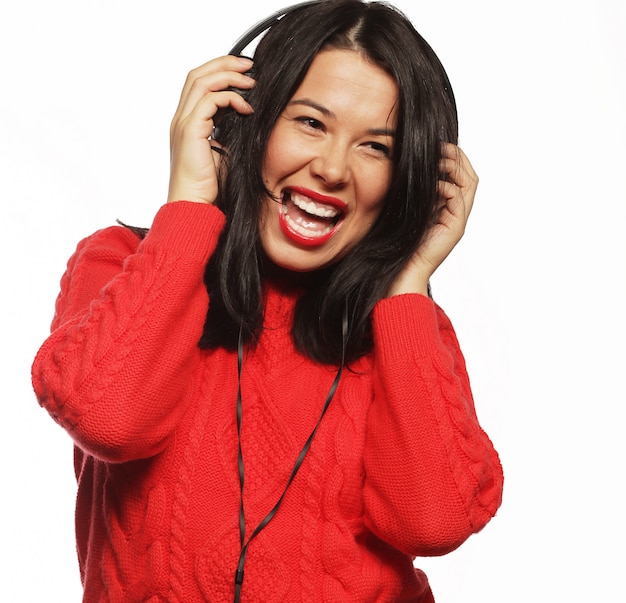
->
[363, 145, 502, 554]
[363, 294, 503, 556]
[32, 55, 254, 462]
[31, 201, 225, 463]
[167, 55, 255, 204]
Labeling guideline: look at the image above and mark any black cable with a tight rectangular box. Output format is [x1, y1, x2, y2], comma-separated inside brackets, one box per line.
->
[227, 1, 321, 56]
[233, 306, 348, 602]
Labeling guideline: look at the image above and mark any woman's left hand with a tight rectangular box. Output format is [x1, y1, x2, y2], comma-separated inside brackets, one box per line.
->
[387, 143, 478, 297]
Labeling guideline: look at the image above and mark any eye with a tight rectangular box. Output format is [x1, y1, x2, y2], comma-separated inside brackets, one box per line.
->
[295, 116, 325, 131]
[364, 141, 392, 158]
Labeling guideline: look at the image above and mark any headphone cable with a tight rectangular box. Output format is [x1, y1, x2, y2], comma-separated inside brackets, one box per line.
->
[233, 305, 348, 602]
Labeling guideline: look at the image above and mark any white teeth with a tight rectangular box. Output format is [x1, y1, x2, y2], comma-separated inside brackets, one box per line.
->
[284, 213, 333, 238]
[291, 193, 340, 218]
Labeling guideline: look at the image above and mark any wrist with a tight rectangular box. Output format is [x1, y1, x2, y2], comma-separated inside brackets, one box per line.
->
[167, 184, 215, 205]
[386, 255, 437, 298]
[386, 272, 431, 298]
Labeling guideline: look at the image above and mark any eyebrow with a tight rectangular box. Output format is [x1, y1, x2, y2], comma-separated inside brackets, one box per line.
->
[288, 98, 396, 137]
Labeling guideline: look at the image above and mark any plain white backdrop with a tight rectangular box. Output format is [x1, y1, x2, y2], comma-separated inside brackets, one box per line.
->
[2, 0, 624, 600]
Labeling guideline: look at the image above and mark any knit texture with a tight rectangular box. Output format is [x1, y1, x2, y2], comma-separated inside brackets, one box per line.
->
[32, 201, 503, 602]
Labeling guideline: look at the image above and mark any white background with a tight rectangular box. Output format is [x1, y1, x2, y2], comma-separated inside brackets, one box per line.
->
[2, 0, 625, 601]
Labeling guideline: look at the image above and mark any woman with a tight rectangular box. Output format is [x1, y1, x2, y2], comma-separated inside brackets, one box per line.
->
[32, 1, 503, 601]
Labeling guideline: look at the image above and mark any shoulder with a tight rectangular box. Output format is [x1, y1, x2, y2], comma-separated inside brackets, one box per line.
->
[72, 224, 143, 262]
[68, 224, 140, 275]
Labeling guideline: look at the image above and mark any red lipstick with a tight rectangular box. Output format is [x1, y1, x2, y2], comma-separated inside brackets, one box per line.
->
[278, 187, 346, 248]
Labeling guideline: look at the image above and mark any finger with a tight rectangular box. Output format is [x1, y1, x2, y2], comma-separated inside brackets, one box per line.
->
[436, 179, 457, 201]
[185, 55, 254, 82]
[438, 152, 478, 189]
[172, 72, 256, 137]
[171, 56, 255, 134]
[440, 141, 470, 162]
[178, 55, 254, 107]
[436, 180, 475, 219]
[172, 89, 254, 146]
[438, 158, 475, 189]
[171, 86, 255, 151]
[178, 70, 255, 117]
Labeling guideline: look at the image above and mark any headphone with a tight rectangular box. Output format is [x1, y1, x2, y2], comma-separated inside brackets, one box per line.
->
[228, 0, 321, 56]
[212, 0, 456, 146]
[212, 1, 321, 144]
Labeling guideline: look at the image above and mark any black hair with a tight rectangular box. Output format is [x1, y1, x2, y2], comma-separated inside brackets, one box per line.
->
[199, 0, 458, 365]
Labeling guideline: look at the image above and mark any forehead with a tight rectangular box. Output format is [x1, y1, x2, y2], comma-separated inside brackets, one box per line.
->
[290, 49, 399, 127]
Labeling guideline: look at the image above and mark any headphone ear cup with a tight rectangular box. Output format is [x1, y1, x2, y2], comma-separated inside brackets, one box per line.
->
[212, 109, 236, 146]
[212, 64, 254, 145]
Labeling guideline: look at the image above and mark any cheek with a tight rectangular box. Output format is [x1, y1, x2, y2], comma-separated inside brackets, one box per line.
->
[358, 169, 392, 216]
[263, 131, 294, 185]
[360, 205, 385, 237]
[263, 130, 314, 186]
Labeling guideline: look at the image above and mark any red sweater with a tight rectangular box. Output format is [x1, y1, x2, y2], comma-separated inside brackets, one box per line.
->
[32, 201, 503, 603]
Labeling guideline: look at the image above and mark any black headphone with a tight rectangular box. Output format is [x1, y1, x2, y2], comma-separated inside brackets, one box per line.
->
[212, 1, 321, 144]
[212, 0, 456, 146]
[228, 0, 321, 56]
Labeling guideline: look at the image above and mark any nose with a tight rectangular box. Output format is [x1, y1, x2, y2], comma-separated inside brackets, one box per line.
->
[309, 139, 351, 189]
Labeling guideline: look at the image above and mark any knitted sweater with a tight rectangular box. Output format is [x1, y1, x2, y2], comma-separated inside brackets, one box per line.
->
[32, 201, 503, 603]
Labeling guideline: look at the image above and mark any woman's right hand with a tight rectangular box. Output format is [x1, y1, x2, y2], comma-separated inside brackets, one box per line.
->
[167, 55, 255, 204]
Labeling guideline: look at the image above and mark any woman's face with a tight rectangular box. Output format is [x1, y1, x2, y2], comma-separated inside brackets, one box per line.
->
[260, 49, 398, 272]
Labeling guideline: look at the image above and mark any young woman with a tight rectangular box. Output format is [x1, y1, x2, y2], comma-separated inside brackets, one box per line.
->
[32, 1, 503, 601]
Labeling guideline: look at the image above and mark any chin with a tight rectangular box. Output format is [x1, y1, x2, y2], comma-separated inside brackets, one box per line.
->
[266, 253, 330, 274]
[261, 240, 340, 275]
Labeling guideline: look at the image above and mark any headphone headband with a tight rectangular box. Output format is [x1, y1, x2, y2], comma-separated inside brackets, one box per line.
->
[228, 1, 321, 55]
[215, 0, 456, 143]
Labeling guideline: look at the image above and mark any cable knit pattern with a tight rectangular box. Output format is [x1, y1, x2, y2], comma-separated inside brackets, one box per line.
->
[167, 360, 218, 603]
[299, 421, 324, 601]
[32, 201, 503, 602]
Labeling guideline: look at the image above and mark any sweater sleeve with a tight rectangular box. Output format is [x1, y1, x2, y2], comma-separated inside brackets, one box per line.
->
[363, 293, 503, 557]
[31, 202, 225, 463]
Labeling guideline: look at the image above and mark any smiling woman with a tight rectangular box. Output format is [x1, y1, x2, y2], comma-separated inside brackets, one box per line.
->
[31, 1, 503, 602]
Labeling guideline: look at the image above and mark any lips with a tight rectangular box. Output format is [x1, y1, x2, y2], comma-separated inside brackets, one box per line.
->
[278, 187, 347, 247]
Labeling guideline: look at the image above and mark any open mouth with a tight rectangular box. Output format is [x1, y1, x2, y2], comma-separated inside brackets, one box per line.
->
[279, 188, 346, 247]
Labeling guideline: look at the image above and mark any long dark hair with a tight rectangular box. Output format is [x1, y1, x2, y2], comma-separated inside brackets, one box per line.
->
[199, 0, 458, 364]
